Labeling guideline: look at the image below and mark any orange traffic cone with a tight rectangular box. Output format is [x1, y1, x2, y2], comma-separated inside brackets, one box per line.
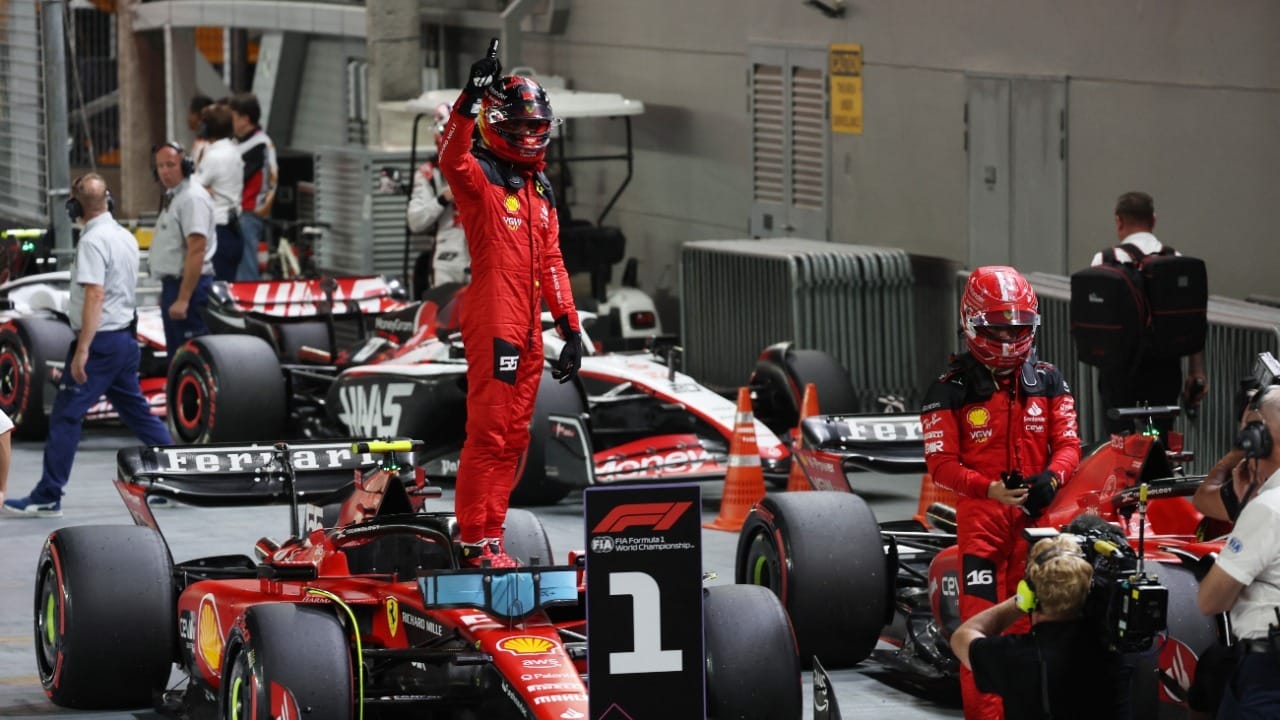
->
[705, 387, 769, 532]
[786, 383, 820, 492]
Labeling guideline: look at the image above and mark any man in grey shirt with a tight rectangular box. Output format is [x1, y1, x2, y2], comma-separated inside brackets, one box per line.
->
[2, 174, 172, 518]
[151, 142, 216, 355]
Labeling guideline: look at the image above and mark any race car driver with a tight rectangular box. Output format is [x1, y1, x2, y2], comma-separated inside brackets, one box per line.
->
[438, 42, 582, 568]
[921, 265, 1081, 720]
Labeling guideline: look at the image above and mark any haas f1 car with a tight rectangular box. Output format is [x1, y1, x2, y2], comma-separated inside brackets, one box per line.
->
[170, 280, 793, 505]
[33, 438, 801, 718]
[736, 381, 1226, 719]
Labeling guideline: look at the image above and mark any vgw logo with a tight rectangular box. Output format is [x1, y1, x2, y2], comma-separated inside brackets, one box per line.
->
[338, 383, 415, 436]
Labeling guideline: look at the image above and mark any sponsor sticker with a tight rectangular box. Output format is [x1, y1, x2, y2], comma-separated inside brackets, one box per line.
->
[197, 595, 223, 675]
[499, 636, 557, 656]
[1227, 536, 1243, 554]
[385, 597, 399, 637]
[966, 407, 991, 428]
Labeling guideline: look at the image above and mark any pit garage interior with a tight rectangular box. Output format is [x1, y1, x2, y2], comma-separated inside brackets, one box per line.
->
[0, 0, 1279, 718]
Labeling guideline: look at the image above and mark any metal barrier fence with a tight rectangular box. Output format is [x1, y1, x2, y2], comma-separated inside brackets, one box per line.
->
[681, 239, 917, 410]
[0, 0, 48, 225]
[1024, 272, 1280, 473]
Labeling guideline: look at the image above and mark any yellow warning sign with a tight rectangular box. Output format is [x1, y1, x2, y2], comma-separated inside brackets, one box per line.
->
[829, 44, 863, 135]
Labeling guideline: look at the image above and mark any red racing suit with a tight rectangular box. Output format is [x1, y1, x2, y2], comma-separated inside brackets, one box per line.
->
[438, 102, 579, 545]
[921, 353, 1080, 720]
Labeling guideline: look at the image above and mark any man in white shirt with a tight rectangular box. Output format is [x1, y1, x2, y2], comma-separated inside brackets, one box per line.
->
[1199, 385, 1280, 718]
[1090, 191, 1206, 436]
[1, 175, 172, 517]
[151, 142, 217, 354]
[196, 103, 244, 281]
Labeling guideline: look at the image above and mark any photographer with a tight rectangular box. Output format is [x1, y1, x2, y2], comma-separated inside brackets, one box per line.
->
[1197, 385, 1280, 718]
[952, 534, 1130, 720]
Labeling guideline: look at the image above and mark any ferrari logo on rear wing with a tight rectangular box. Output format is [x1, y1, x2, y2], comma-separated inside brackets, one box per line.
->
[133, 442, 377, 476]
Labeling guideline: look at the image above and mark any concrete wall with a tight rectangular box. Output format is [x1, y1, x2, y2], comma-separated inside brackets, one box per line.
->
[434, 0, 1278, 302]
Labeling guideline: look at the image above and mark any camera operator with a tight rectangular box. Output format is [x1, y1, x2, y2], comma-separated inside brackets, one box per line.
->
[952, 534, 1130, 720]
[1197, 385, 1280, 718]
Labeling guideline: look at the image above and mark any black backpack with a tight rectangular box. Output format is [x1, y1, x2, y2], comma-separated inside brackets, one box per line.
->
[1069, 242, 1207, 372]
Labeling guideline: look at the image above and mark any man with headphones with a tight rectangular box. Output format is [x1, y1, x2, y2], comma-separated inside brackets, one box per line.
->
[151, 142, 217, 355]
[951, 534, 1130, 719]
[1198, 384, 1280, 718]
[3, 175, 173, 517]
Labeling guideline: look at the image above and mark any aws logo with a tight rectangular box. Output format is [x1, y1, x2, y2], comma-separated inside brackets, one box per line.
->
[966, 407, 991, 428]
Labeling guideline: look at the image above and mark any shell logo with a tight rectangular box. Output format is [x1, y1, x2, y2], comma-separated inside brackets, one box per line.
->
[498, 635, 556, 655]
[504, 195, 521, 213]
[385, 597, 399, 638]
[197, 595, 223, 674]
[966, 407, 990, 428]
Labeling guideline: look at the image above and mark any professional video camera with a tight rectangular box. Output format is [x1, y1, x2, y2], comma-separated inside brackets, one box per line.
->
[1026, 512, 1169, 654]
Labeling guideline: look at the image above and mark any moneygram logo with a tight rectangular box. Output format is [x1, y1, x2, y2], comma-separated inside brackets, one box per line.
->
[592, 501, 692, 533]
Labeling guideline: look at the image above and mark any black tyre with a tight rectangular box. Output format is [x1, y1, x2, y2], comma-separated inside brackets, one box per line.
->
[220, 603, 354, 720]
[503, 508, 554, 566]
[274, 321, 332, 362]
[735, 491, 888, 668]
[509, 370, 585, 506]
[0, 317, 74, 439]
[34, 525, 175, 709]
[167, 334, 286, 443]
[1130, 563, 1220, 720]
[704, 584, 802, 719]
[749, 343, 858, 437]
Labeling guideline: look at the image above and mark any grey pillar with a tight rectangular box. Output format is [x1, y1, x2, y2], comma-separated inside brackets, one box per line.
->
[365, 0, 421, 147]
[117, 0, 167, 217]
[39, 0, 71, 253]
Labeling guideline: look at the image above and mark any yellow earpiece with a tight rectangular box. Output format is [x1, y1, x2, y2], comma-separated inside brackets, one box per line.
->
[1015, 579, 1038, 613]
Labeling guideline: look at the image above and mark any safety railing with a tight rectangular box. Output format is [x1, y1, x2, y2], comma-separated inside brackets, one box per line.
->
[682, 239, 916, 410]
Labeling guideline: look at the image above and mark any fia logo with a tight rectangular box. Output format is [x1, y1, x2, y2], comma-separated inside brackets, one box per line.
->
[590, 536, 614, 553]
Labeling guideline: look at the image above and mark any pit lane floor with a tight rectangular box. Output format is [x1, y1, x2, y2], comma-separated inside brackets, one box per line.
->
[0, 428, 962, 719]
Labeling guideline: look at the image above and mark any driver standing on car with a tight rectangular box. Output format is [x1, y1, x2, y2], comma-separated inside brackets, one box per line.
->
[2, 175, 173, 518]
[437, 42, 582, 567]
[921, 266, 1081, 720]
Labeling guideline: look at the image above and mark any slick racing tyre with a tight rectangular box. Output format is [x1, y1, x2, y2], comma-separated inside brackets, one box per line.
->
[168, 334, 286, 443]
[509, 370, 586, 506]
[735, 491, 888, 668]
[1132, 562, 1220, 719]
[0, 317, 74, 439]
[35, 525, 175, 709]
[220, 603, 354, 720]
[750, 342, 859, 437]
[503, 508, 554, 566]
[704, 584, 802, 720]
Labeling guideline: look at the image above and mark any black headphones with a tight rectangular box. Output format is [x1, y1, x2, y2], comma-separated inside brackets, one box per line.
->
[1235, 385, 1274, 460]
[151, 141, 195, 182]
[65, 175, 115, 221]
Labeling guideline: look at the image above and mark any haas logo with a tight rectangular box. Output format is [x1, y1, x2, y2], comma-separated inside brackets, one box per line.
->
[338, 383, 415, 436]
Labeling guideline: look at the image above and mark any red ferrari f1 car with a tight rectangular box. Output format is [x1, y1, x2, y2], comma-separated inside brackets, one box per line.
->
[735, 397, 1224, 719]
[33, 438, 801, 718]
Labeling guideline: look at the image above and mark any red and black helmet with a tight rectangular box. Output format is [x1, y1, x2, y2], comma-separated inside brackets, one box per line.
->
[477, 76, 556, 165]
[960, 266, 1040, 369]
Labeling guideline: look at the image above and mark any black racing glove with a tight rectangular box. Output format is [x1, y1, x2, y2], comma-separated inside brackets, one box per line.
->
[551, 315, 582, 384]
[1023, 471, 1060, 517]
[460, 40, 502, 116]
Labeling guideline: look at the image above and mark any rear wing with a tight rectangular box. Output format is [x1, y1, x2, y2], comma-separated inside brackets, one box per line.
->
[801, 413, 926, 474]
[211, 275, 412, 321]
[115, 440, 392, 508]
